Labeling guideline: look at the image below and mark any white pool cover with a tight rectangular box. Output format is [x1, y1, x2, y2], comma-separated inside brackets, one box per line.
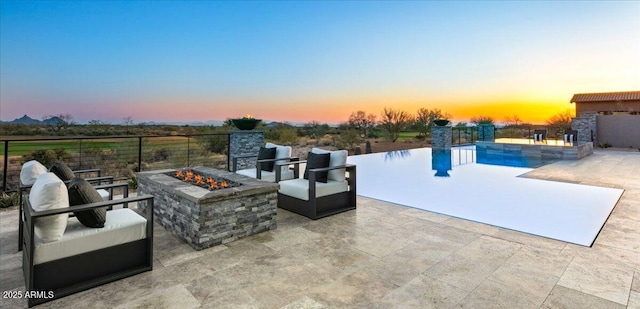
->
[347, 147, 623, 246]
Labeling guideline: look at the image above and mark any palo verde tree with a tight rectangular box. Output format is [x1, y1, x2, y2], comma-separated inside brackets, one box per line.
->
[379, 107, 412, 142]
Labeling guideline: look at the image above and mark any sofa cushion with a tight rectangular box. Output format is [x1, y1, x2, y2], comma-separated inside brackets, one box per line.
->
[258, 146, 277, 172]
[33, 208, 147, 264]
[266, 142, 293, 174]
[68, 178, 107, 228]
[311, 148, 348, 181]
[50, 161, 75, 181]
[20, 160, 48, 186]
[236, 168, 295, 182]
[304, 152, 330, 183]
[278, 179, 348, 201]
[29, 173, 69, 243]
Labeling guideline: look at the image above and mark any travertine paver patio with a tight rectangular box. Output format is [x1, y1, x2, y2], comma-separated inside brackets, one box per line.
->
[1, 150, 639, 308]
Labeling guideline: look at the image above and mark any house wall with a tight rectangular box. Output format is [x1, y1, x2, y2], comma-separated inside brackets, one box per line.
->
[596, 115, 640, 148]
[575, 101, 640, 115]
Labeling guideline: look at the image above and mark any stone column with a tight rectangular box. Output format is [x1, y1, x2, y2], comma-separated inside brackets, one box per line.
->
[431, 125, 452, 150]
[477, 124, 495, 142]
[571, 112, 597, 145]
[228, 130, 264, 171]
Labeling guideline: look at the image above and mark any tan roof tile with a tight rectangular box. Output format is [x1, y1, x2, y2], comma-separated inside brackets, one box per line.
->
[571, 91, 640, 103]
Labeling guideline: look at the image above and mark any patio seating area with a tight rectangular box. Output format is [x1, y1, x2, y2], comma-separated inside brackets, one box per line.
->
[1, 150, 639, 308]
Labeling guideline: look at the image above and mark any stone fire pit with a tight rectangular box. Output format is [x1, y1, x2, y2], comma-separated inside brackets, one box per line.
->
[137, 166, 278, 250]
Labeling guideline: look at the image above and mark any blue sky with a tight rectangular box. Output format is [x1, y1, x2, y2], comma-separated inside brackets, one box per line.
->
[1, 1, 639, 124]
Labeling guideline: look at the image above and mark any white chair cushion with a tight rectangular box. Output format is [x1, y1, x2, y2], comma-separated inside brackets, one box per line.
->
[278, 178, 348, 201]
[236, 168, 295, 182]
[311, 148, 347, 181]
[20, 160, 48, 186]
[33, 208, 147, 264]
[29, 172, 69, 243]
[97, 189, 110, 200]
[266, 142, 293, 174]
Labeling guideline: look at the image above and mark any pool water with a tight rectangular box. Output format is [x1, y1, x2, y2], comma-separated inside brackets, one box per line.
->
[346, 147, 623, 246]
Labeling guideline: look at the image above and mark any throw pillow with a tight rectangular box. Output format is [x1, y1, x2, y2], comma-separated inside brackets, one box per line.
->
[257, 147, 277, 172]
[304, 152, 331, 183]
[29, 172, 69, 242]
[266, 143, 293, 174]
[68, 178, 107, 228]
[311, 148, 348, 181]
[20, 160, 48, 186]
[50, 161, 75, 181]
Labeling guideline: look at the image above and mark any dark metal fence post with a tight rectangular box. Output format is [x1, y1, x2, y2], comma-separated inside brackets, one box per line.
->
[2, 140, 8, 192]
[138, 137, 143, 172]
[187, 136, 191, 167]
[78, 139, 83, 169]
[227, 133, 232, 171]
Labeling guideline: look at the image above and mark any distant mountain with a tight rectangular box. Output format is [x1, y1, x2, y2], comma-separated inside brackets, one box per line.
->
[3, 115, 67, 125]
[42, 116, 64, 125]
[10, 115, 42, 125]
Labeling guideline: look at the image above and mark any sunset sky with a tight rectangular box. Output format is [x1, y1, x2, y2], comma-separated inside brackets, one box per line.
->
[1, 1, 639, 125]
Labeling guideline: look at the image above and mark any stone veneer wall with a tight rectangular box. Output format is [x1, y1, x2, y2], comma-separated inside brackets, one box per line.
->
[572, 112, 597, 146]
[477, 125, 495, 142]
[431, 125, 452, 150]
[137, 167, 278, 250]
[228, 130, 264, 171]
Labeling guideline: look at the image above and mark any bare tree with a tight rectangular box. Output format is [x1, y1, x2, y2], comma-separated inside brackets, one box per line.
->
[348, 111, 377, 138]
[43, 113, 73, 133]
[123, 116, 135, 134]
[379, 107, 412, 142]
[503, 115, 522, 128]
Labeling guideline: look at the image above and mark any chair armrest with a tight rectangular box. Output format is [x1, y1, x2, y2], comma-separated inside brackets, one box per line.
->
[73, 168, 102, 177]
[81, 176, 114, 184]
[234, 154, 259, 159]
[25, 195, 153, 219]
[308, 164, 355, 173]
[272, 157, 300, 166]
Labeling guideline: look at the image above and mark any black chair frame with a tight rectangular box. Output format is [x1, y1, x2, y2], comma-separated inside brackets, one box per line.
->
[18, 172, 116, 251]
[232, 154, 299, 181]
[22, 194, 153, 307]
[277, 162, 356, 220]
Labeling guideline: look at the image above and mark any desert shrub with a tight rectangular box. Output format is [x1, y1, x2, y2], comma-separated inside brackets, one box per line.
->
[22, 148, 71, 167]
[153, 148, 172, 162]
[0, 191, 19, 208]
[334, 129, 361, 151]
[318, 135, 334, 146]
[197, 133, 227, 154]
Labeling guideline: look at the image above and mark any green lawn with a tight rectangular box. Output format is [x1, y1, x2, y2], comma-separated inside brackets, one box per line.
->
[397, 131, 420, 141]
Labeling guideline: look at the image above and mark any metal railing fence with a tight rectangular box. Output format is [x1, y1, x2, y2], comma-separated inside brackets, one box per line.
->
[1, 133, 229, 192]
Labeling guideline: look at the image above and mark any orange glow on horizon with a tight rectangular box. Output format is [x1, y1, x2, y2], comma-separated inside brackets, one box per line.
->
[125, 94, 576, 125]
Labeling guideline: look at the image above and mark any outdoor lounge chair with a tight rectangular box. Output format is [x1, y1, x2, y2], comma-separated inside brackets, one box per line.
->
[277, 148, 356, 219]
[18, 160, 117, 251]
[22, 172, 153, 307]
[533, 129, 547, 142]
[563, 130, 578, 143]
[234, 142, 299, 182]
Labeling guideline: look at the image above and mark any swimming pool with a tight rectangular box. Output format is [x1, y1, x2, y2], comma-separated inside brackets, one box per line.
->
[346, 147, 622, 246]
[477, 139, 594, 168]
